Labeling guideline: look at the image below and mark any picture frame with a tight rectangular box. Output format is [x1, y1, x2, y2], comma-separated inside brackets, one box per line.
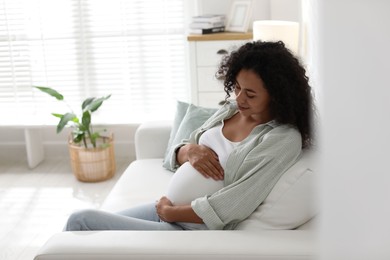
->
[225, 0, 253, 33]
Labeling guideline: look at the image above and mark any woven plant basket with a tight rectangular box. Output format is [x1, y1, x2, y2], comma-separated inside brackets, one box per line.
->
[68, 134, 116, 182]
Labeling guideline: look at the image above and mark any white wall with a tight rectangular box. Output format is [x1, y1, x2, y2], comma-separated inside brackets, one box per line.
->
[197, 0, 271, 30]
[197, 0, 302, 30]
[270, 0, 301, 21]
[198, 0, 303, 23]
[307, 0, 390, 259]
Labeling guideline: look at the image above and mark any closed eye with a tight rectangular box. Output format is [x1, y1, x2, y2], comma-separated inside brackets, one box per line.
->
[245, 89, 256, 98]
[235, 82, 257, 98]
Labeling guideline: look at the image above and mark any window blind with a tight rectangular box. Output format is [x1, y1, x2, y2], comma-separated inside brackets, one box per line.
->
[0, 0, 188, 123]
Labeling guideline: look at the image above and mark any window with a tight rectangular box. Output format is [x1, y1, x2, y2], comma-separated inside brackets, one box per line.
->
[0, 0, 188, 123]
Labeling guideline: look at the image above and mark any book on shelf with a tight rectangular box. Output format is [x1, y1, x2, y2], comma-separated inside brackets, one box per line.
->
[192, 14, 225, 23]
[189, 26, 225, 35]
[190, 21, 225, 29]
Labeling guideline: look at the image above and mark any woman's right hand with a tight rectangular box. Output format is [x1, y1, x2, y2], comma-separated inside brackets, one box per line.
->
[177, 144, 224, 180]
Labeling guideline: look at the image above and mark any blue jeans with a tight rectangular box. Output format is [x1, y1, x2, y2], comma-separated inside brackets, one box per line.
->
[64, 202, 208, 231]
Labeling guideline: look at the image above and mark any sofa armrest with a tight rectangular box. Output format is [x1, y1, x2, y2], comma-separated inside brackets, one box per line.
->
[34, 230, 316, 260]
[135, 121, 172, 159]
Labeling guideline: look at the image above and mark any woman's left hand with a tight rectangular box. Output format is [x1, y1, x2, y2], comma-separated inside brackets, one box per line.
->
[156, 196, 204, 224]
[156, 196, 174, 222]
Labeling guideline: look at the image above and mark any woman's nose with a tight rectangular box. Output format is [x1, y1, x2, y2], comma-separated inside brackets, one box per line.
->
[235, 90, 244, 102]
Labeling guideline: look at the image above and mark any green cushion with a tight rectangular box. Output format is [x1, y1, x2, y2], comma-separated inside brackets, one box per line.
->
[162, 101, 217, 170]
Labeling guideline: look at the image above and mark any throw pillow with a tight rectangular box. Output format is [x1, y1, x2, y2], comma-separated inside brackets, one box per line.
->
[235, 150, 318, 230]
[162, 102, 217, 170]
[163, 100, 190, 159]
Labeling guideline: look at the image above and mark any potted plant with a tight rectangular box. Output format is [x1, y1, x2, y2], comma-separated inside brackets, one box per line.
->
[34, 86, 115, 182]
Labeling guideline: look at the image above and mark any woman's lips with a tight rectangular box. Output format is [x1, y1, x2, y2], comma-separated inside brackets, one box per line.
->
[238, 105, 248, 110]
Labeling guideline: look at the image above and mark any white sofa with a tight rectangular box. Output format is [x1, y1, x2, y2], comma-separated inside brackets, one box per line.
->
[34, 121, 318, 260]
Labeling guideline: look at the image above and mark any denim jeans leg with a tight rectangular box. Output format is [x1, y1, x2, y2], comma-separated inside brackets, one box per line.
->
[65, 202, 183, 231]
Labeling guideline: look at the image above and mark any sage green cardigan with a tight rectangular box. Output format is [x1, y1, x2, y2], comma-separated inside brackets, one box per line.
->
[166, 101, 302, 230]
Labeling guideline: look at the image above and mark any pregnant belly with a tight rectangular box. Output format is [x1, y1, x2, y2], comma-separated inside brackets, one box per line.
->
[166, 162, 224, 205]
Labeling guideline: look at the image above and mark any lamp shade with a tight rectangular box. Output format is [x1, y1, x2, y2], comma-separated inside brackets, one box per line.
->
[253, 20, 300, 54]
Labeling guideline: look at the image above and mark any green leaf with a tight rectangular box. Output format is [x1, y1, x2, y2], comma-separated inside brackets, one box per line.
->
[84, 95, 111, 112]
[34, 86, 64, 101]
[82, 97, 95, 110]
[72, 132, 84, 143]
[51, 113, 63, 118]
[78, 124, 87, 131]
[81, 110, 91, 129]
[57, 113, 77, 133]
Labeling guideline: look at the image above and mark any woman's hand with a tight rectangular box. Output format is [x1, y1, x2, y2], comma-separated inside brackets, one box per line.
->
[178, 144, 224, 180]
[156, 196, 174, 222]
[155, 196, 204, 224]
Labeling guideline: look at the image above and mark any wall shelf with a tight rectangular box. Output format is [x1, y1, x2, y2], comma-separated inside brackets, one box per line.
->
[187, 32, 253, 42]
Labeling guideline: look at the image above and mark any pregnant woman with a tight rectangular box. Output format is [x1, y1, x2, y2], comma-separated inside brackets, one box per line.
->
[65, 41, 314, 231]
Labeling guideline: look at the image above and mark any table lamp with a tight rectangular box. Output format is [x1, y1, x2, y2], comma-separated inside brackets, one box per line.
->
[253, 20, 300, 55]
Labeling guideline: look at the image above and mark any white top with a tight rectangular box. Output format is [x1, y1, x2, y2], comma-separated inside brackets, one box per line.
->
[166, 122, 238, 205]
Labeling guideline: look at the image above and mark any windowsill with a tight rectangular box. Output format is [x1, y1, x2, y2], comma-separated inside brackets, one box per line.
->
[0, 113, 173, 127]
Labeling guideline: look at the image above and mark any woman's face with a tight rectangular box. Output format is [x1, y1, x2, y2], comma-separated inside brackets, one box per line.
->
[234, 69, 272, 123]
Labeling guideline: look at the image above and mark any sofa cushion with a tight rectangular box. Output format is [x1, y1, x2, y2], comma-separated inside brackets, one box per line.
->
[236, 151, 318, 230]
[135, 121, 172, 159]
[162, 102, 217, 170]
[163, 101, 189, 160]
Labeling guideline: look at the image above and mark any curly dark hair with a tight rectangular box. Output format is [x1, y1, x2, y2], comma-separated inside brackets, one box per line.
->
[216, 41, 314, 148]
